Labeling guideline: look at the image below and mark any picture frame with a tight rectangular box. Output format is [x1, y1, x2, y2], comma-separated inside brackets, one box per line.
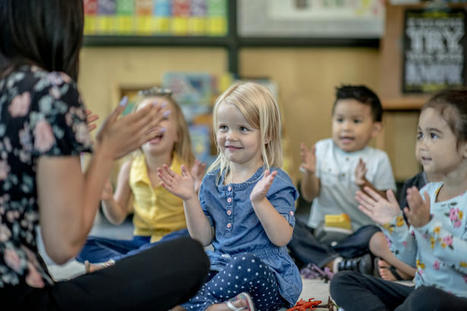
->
[238, 0, 385, 39]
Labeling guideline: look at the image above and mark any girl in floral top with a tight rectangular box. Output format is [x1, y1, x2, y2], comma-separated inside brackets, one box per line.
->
[0, 1, 208, 310]
[330, 89, 467, 311]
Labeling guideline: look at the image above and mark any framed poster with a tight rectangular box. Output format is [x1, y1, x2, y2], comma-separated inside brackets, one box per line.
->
[238, 0, 385, 38]
[402, 8, 466, 93]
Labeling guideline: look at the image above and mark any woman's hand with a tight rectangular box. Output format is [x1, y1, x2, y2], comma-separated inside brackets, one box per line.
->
[299, 143, 316, 174]
[96, 97, 164, 160]
[86, 109, 99, 132]
[356, 187, 402, 225]
[158, 164, 196, 201]
[250, 169, 277, 203]
[405, 187, 431, 227]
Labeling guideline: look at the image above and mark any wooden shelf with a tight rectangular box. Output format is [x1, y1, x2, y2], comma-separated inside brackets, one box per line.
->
[382, 96, 428, 111]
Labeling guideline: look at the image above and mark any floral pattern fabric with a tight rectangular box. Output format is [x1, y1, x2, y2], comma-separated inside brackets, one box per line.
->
[0, 65, 92, 288]
[381, 182, 467, 298]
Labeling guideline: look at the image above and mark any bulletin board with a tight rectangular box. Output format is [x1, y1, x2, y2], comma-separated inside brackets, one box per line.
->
[402, 8, 466, 94]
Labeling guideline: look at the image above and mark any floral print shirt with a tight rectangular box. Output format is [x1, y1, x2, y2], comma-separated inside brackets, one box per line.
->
[0, 65, 92, 288]
[381, 182, 467, 298]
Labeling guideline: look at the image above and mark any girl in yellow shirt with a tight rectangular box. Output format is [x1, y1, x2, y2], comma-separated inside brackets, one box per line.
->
[77, 87, 205, 271]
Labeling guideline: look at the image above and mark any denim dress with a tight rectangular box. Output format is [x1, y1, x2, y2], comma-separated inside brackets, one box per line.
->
[199, 166, 302, 306]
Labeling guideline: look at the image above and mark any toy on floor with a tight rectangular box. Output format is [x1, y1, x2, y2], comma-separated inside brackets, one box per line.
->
[287, 297, 337, 311]
[300, 263, 334, 282]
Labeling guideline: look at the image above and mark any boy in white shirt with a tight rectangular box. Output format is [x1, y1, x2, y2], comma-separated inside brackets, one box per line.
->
[289, 85, 414, 279]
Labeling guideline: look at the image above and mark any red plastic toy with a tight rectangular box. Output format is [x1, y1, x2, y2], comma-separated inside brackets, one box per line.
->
[286, 298, 322, 311]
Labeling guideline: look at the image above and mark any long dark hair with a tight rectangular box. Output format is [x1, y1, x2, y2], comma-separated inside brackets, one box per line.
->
[0, 0, 84, 81]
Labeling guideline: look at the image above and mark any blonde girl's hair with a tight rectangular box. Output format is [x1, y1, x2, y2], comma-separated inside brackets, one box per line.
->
[208, 82, 282, 176]
[136, 87, 195, 167]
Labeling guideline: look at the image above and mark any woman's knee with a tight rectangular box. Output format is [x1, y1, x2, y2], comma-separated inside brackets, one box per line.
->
[404, 286, 450, 310]
[330, 271, 359, 299]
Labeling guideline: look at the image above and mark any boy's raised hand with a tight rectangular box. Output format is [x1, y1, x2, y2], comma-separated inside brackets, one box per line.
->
[354, 158, 368, 187]
[191, 159, 207, 194]
[300, 143, 316, 174]
[404, 187, 431, 227]
[356, 187, 401, 225]
[158, 164, 196, 201]
[250, 169, 277, 203]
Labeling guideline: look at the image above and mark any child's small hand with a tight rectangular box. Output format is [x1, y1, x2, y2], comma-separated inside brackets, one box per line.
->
[404, 187, 431, 227]
[191, 159, 207, 194]
[356, 187, 401, 225]
[86, 109, 100, 133]
[354, 158, 368, 187]
[101, 179, 113, 201]
[250, 170, 277, 203]
[299, 143, 316, 175]
[158, 164, 196, 201]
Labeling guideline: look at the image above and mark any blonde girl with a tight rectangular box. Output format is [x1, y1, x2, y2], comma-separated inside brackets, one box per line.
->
[77, 87, 205, 270]
[158, 82, 302, 311]
[331, 89, 467, 311]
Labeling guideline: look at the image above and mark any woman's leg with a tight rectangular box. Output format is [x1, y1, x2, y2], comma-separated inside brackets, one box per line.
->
[396, 286, 467, 311]
[330, 271, 413, 311]
[53, 237, 209, 311]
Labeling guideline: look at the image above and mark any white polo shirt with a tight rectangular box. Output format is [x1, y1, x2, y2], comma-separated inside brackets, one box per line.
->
[307, 138, 396, 230]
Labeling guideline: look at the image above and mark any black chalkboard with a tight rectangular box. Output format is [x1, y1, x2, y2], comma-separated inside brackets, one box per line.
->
[402, 8, 466, 94]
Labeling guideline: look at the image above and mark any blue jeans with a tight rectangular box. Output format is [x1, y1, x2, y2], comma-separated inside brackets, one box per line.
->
[76, 228, 189, 263]
[287, 219, 381, 268]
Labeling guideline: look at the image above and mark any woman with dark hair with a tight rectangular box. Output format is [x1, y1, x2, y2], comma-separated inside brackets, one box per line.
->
[0, 1, 209, 310]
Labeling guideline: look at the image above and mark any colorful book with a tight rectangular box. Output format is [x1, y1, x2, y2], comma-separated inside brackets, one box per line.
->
[84, 0, 98, 35]
[96, 0, 117, 34]
[115, 0, 135, 34]
[172, 0, 191, 35]
[188, 0, 207, 35]
[153, 0, 172, 34]
[207, 0, 227, 36]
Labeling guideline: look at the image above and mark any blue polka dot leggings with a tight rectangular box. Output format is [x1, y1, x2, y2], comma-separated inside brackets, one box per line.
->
[182, 253, 287, 311]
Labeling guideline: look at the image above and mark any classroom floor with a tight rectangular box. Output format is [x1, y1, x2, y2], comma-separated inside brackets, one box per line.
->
[41, 212, 334, 310]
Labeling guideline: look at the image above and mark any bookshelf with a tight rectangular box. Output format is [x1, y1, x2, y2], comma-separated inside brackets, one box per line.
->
[83, 0, 380, 76]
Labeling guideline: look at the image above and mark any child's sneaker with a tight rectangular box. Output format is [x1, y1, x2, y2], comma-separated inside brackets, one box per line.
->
[337, 253, 373, 275]
[225, 292, 255, 311]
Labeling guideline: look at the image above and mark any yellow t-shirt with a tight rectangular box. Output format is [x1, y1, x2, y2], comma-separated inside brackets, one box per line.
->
[130, 153, 187, 242]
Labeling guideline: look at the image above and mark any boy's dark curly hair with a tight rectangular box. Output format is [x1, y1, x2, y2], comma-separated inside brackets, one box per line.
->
[333, 85, 383, 122]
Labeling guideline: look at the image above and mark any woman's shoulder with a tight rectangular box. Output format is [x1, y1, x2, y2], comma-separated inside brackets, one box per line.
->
[2, 65, 80, 109]
[3, 65, 75, 90]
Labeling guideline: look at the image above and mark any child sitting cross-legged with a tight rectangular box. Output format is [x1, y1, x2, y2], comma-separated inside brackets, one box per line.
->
[76, 87, 206, 272]
[331, 89, 467, 311]
[288, 85, 415, 280]
[158, 82, 302, 311]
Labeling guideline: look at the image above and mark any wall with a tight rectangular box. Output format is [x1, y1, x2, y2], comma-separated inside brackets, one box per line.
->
[78, 46, 420, 184]
[78, 47, 228, 117]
